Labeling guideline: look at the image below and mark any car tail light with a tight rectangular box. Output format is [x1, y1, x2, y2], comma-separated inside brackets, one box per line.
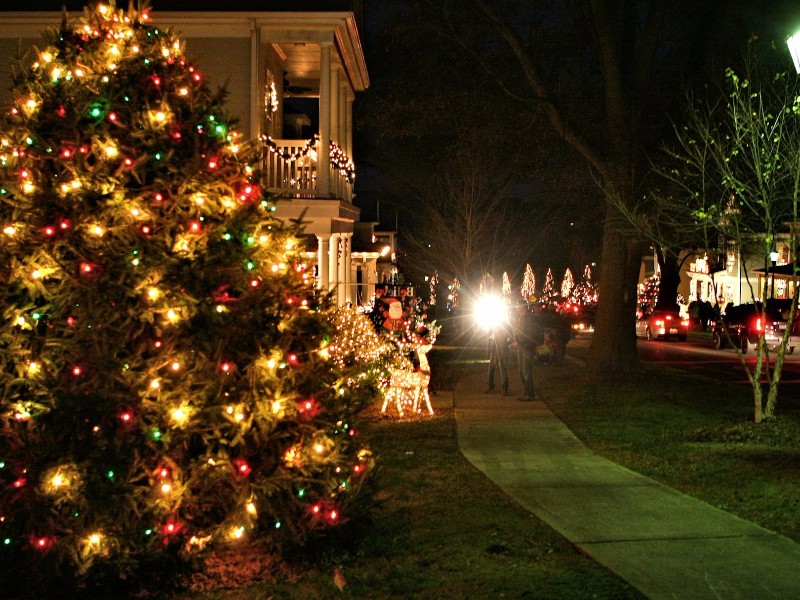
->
[655, 319, 664, 327]
[681, 318, 689, 327]
[756, 317, 762, 332]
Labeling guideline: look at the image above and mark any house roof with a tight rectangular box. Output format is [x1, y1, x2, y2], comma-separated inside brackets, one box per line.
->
[0, 2, 361, 13]
[753, 264, 800, 276]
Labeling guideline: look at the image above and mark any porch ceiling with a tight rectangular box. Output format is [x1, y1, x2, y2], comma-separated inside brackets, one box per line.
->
[0, 11, 369, 95]
[262, 13, 369, 96]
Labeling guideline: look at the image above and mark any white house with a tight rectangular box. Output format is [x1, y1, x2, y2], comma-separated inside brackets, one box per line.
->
[686, 234, 797, 308]
[0, 1, 392, 306]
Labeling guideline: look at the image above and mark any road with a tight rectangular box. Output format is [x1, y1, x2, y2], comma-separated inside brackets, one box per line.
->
[570, 331, 800, 389]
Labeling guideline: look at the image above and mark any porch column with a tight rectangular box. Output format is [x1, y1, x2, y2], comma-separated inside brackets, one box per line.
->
[339, 234, 351, 305]
[329, 67, 340, 198]
[328, 233, 340, 302]
[249, 19, 261, 140]
[364, 258, 377, 305]
[318, 42, 332, 197]
[345, 95, 353, 159]
[330, 67, 340, 146]
[316, 234, 330, 291]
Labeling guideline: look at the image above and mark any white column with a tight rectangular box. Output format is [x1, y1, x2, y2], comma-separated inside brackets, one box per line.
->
[249, 19, 261, 140]
[338, 83, 347, 153]
[318, 42, 332, 197]
[329, 68, 340, 198]
[330, 67, 340, 146]
[329, 233, 340, 302]
[368, 259, 377, 302]
[345, 95, 353, 160]
[316, 234, 330, 291]
[339, 234, 351, 305]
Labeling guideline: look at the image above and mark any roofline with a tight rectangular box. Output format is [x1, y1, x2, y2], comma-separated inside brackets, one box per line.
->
[0, 10, 369, 91]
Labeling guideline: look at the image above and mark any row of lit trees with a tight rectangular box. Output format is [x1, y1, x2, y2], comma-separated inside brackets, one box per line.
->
[516, 264, 598, 306]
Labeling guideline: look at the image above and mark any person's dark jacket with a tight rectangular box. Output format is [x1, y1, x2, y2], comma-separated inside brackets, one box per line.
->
[515, 310, 544, 350]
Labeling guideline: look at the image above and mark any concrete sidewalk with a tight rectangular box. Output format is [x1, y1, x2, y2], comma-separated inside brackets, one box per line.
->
[452, 361, 800, 599]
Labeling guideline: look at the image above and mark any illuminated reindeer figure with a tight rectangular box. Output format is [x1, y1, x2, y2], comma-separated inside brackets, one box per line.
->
[381, 331, 435, 417]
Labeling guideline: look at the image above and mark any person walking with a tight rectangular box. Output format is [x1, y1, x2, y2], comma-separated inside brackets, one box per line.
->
[485, 321, 511, 395]
[512, 300, 543, 401]
[550, 308, 573, 366]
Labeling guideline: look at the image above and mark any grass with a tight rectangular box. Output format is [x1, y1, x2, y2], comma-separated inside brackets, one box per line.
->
[539, 346, 800, 544]
[173, 333, 800, 597]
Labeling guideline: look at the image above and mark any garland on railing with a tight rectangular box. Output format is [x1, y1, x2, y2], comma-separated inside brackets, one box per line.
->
[259, 135, 356, 184]
[260, 134, 317, 162]
[330, 140, 356, 184]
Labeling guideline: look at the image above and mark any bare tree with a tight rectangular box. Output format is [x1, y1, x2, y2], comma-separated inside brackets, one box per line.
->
[624, 43, 800, 422]
[399, 127, 524, 287]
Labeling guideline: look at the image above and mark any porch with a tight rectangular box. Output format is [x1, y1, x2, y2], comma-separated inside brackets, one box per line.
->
[261, 136, 354, 202]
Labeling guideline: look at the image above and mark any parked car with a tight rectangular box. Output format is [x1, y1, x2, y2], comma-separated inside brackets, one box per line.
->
[562, 303, 596, 332]
[712, 299, 800, 353]
[635, 309, 689, 341]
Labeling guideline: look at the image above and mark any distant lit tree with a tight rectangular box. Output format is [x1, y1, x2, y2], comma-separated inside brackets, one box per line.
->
[560, 268, 574, 300]
[521, 263, 536, 301]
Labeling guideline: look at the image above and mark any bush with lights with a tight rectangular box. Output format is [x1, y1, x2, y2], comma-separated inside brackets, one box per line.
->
[326, 307, 409, 400]
[0, 1, 374, 592]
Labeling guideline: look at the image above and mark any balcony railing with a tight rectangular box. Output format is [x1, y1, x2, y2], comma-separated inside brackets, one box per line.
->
[260, 136, 354, 202]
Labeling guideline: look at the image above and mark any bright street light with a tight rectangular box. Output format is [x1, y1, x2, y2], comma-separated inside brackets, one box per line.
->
[787, 32, 800, 74]
[473, 294, 508, 331]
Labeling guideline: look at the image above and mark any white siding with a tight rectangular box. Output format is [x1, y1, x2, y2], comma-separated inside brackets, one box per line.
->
[0, 36, 252, 135]
[184, 37, 251, 136]
[0, 37, 42, 105]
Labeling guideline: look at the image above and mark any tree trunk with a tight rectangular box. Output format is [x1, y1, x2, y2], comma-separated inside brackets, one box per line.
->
[655, 252, 681, 311]
[588, 202, 641, 375]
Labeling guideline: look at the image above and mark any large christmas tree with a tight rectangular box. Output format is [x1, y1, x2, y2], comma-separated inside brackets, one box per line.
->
[0, 1, 373, 589]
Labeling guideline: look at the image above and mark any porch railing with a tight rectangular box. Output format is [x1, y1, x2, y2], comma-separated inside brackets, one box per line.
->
[261, 136, 354, 202]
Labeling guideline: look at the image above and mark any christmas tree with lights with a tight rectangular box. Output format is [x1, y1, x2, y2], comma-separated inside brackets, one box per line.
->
[520, 263, 535, 302]
[570, 264, 598, 306]
[638, 274, 660, 313]
[560, 268, 574, 300]
[541, 268, 558, 305]
[0, 1, 374, 591]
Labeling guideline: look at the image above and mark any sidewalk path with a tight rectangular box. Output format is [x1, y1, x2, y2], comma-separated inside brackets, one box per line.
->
[452, 361, 800, 599]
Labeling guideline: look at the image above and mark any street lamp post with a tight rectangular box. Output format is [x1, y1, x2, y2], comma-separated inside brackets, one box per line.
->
[770, 249, 779, 299]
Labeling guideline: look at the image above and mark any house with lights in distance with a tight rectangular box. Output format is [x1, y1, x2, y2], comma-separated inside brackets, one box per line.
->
[0, 0, 397, 308]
